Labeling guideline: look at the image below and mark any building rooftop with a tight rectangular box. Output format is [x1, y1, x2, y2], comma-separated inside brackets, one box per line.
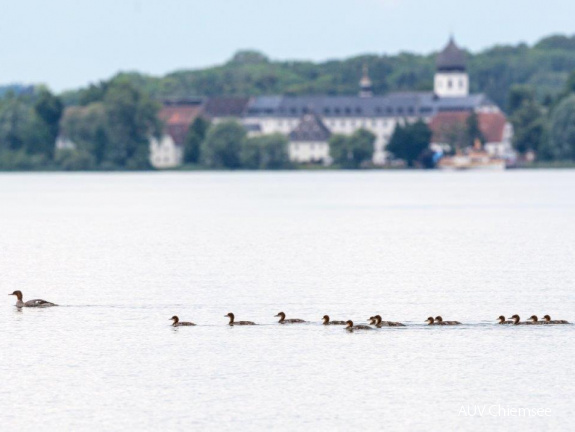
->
[436, 37, 466, 72]
[204, 97, 250, 118]
[430, 111, 507, 144]
[158, 104, 204, 145]
[245, 93, 495, 118]
[289, 113, 331, 142]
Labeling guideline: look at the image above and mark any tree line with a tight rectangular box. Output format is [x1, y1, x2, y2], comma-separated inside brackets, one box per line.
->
[3, 33, 575, 169]
[61, 34, 575, 112]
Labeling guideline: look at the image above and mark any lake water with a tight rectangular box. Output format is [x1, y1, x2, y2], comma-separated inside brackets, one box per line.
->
[1, 171, 574, 431]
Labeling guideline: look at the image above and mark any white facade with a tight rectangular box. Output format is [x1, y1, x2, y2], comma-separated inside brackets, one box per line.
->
[434, 72, 469, 98]
[244, 115, 414, 165]
[149, 135, 183, 168]
[289, 141, 330, 164]
[484, 123, 514, 158]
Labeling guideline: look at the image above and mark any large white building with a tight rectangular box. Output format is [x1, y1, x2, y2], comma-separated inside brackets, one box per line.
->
[148, 38, 512, 168]
[241, 38, 510, 165]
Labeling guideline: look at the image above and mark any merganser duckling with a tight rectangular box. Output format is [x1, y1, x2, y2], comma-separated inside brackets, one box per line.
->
[508, 314, 529, 325]
[425, 316, 447, 325]
[9, 290, 57, 308]
[275, 312, 306, 324]
[434, 316, 461, 325]
[541, 315, 570, 324]
[368, 316, 377, 325]
[497, 315, 513, 324]
[527, 315, 545, 325]
[374, 315, 405, 327]
[322, 315, 346, 325]
[225, 313, 256, 326]
[170, 316, 195, 327]
[345, 320, 373, 331]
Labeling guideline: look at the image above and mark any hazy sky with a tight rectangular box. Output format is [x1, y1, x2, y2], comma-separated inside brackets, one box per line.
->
[1, 0, 574, 91]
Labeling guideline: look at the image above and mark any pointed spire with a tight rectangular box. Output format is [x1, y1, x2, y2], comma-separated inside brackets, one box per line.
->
[359, 63, 373, 98]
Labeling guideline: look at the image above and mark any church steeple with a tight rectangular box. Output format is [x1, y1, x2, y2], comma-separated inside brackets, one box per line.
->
[359, 64, 373, 98]
[434, 37, 469, 98]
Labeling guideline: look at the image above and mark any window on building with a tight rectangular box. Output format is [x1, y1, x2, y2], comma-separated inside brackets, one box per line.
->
[345, 107, 351, 114]
[448, 79, 453, 89]
[459, 79, 464, 88]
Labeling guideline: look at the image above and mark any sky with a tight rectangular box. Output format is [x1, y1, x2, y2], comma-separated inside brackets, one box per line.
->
[1, 0, 574, 92]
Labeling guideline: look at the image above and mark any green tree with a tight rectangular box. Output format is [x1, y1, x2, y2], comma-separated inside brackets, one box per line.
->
[508, 85, 535, 115]
[544, 94, 575, 160]
[240, 134, 291, 169]
[55, 148, 96, 170]
[465, 112, 484, 147]
[0, 95, 51, 159]
[184, 117, 210, 164]
[386, 120, 432, 167]
[102, 79, 161, 169]
[329, 129, 375, 168]
[34, 88, 63, 159]
[60, 103, 109, 165]
[511, 100, 546, 154]
[201, 121, 246, 168]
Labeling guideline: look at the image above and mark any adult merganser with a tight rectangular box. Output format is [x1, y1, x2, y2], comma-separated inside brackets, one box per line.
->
[497, 315, 513, 324]
[373, 315, 405, 327]
[275, 312, 306, 324]
[345, 320, 373, 331]
[9, 290, 57, 308]
[434, 316, 461, 325]
[541, 315, 570, 324]
[322, 315, 346, 325]
[170, 316, 195, 327]
[225, 313, 256, 326]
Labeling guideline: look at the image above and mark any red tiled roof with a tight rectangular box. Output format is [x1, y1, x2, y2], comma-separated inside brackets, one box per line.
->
[430, 111, 507, 144]
[159, 105, 204, 145]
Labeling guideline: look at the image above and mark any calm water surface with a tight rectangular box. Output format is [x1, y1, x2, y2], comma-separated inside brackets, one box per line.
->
[1, 171, 574, 431]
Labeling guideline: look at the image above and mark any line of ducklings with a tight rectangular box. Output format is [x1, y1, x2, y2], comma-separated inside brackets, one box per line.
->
[171, 313, 465, 330]
[498, 314, 570, 325]
[171, 312, 571, 328]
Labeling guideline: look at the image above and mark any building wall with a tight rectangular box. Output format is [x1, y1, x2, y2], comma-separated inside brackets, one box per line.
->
[244, 115, 419, 165]
[434, 72, 469, 98]
[149, 134, 183, 168]
[484, 122, 514, 157]
[289, 141, 330, 164]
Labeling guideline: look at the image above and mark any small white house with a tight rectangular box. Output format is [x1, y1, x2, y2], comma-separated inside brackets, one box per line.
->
[150, 100, 204, 169]
[288, 113, 331, 165]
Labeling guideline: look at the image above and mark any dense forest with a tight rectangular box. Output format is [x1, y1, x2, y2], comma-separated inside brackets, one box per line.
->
[63, 34, 575, 111]
[2, 34, 575, 170]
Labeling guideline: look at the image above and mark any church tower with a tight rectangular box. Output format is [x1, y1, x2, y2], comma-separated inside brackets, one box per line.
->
[434, 37, 468, 98]
[359, 64, 373, 98]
